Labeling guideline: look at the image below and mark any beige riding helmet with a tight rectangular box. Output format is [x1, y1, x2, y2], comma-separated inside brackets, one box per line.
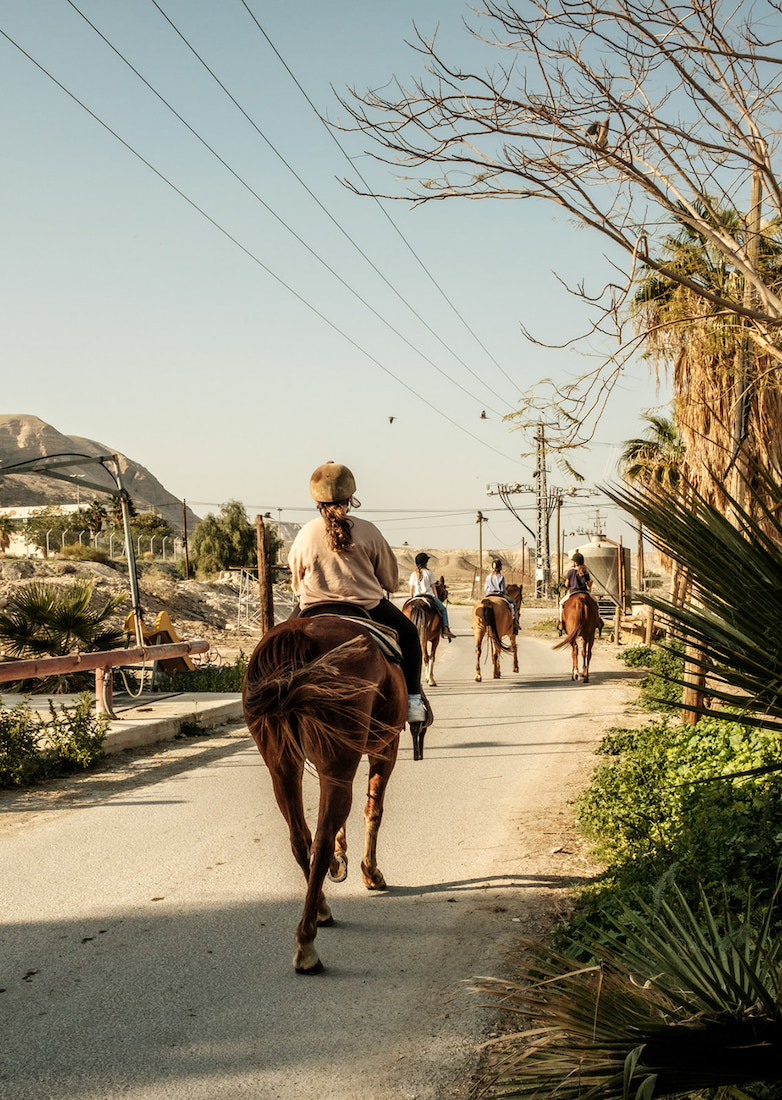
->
[309, 461, 358, 503]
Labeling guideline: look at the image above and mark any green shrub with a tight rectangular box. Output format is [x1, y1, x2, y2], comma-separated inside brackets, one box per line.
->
[0, 701, 43, 787]
[620, 640, 684, 709]
[60, 544, 109, 563]
[155, 654, 248, 693]
[574, 714, 782, 923]
[0, 695, 108, 787]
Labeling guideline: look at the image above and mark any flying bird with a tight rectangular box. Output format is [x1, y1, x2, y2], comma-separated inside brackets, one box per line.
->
[388, 416, 396, 424]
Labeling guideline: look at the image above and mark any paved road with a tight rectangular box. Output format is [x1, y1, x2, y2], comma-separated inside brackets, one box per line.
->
[0, 607, 640, 1100]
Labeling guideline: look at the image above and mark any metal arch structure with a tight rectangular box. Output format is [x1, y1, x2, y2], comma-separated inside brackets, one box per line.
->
[0, 452, 145, 645]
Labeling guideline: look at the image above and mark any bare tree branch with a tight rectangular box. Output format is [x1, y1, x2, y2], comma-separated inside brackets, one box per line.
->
[334, 0, 782, 451]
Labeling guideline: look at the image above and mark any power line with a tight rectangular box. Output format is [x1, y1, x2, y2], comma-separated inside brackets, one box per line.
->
[0, 24, 521, 466]
[64, 0, 504, 417]
[238, 0, 521, 399]
[151, 0, 513, 415]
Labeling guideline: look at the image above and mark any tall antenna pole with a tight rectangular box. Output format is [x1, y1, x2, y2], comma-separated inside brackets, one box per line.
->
[535, 423, 551, 597]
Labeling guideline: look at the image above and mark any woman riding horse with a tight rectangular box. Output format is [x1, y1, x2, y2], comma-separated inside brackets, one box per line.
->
[287, 461, 426, 723]
[408, 552, 455, 640]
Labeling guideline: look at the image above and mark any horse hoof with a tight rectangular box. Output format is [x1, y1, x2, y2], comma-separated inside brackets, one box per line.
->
[328, 852, 348, 883]
[317, 914, 335, 927]
[295, 959, 325, 975]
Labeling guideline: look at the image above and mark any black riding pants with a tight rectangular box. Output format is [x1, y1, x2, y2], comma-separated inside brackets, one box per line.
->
[289, 597, 422, 696]
[367, 597, 422, 696]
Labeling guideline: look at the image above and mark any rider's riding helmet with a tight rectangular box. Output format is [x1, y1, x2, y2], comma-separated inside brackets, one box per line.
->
[309, 461, 357, 504]
[572, 552, 585, 565]
[414, 552, 430, 567]
[492, 558, 503, 570]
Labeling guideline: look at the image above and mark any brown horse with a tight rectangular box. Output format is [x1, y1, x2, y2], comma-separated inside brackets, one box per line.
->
[553, 591, 600, 682]
[506, 582, 523, 609]
[402, 595, 443, 688]
[242, 614, 407, 974]
[472, 595, 519, 681]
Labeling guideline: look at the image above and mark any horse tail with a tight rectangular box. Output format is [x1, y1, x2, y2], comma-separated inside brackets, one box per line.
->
[482, 599, 512, 652]
[406, 599, 431, 651]
[553, 601, 588, 650]
[243, 632, 381, 761]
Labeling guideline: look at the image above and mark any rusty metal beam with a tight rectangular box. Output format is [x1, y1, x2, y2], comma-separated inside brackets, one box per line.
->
[0, 640, 209, 684]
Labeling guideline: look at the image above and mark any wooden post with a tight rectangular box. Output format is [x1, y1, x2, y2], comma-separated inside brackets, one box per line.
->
[682, 644, 706, 726]
[614, 540, 624, 646]
[645, 605, 655, 645]
[182, 499, 191, 580]
[637, 524, 644, 590]
[256, 515, 275, 635]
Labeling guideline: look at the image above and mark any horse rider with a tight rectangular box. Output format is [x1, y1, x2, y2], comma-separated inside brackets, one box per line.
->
[484, 557, 519, 632]
[557, 551, 604, 634]
[408, 552, 456, 641]
[287, 461, 427, 723]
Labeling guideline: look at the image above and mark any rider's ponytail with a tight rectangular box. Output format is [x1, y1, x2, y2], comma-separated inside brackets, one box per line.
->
[317, 501, 354, 552]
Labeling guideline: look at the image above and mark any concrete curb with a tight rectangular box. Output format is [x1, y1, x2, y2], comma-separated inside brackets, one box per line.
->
[0, 691, 246, 755]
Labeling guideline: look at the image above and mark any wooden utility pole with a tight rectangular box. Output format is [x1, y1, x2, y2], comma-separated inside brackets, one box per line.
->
[476, 511, 488, 597]
[182, 499, 190, 580]
[256, 514, 275, 635]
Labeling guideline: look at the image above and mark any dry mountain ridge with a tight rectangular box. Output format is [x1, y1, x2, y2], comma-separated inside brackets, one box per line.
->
[0, 414, 200, 535]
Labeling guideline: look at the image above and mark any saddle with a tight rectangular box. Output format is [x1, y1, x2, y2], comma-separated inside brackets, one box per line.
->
[299, 602, 403, 664]
[405, 594, 439, 611]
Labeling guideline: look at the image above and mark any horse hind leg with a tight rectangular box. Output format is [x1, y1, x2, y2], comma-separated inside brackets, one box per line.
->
[511, 635, 519, 674]
[428, 637, 438, 688]
[294, 779, 354, 974]
[361, 751, 397, 890]
[582, 637, 593, 683]
[571, 640, 579, 681]
[329, 825, 348, 884]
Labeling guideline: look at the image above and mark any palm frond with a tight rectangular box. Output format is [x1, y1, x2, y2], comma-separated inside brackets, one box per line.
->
[471, 884, 782, 1100]
[607, 474, 782, 731]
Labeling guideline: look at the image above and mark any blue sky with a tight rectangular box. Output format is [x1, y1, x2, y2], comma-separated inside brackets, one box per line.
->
[1, 0, 668, 553]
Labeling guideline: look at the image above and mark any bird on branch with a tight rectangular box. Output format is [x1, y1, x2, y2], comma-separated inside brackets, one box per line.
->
[586, 118, 610, 149]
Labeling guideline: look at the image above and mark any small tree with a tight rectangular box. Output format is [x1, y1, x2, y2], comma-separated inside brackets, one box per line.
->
[190, 501, 256, 576]
[23, 508, 76, 556]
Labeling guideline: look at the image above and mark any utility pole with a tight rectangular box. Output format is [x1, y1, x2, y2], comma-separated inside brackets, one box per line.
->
[487, 467, 598, 598]
[475, 510, 488, 598]
[534, 423, 550, 597]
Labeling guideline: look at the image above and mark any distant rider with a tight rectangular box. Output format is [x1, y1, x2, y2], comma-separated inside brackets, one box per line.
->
[484, 557, 518, 632]
[408, 552, 456, 641]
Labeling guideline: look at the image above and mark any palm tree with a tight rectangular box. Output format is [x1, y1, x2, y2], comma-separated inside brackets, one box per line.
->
[0, 515, 14, 555]
[620, 411, 688, 614]
[633, 202, 782, 515]
[620, 412, 686, 493]
[109, 493, 136, 529]
[0, 581, 127, 692]
[84, 500, 107, 543]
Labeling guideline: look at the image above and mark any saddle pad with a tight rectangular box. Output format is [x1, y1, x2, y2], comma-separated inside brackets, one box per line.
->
[300, 605, 403, 664]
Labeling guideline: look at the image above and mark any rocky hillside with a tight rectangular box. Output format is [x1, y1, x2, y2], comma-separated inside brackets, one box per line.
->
[0, 414, 200, 535]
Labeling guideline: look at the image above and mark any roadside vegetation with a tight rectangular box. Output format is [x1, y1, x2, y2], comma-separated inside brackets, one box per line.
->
[473, 478, 782, 1098]
[154, 653, 248, 694]
[0, 695, 108, 788]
